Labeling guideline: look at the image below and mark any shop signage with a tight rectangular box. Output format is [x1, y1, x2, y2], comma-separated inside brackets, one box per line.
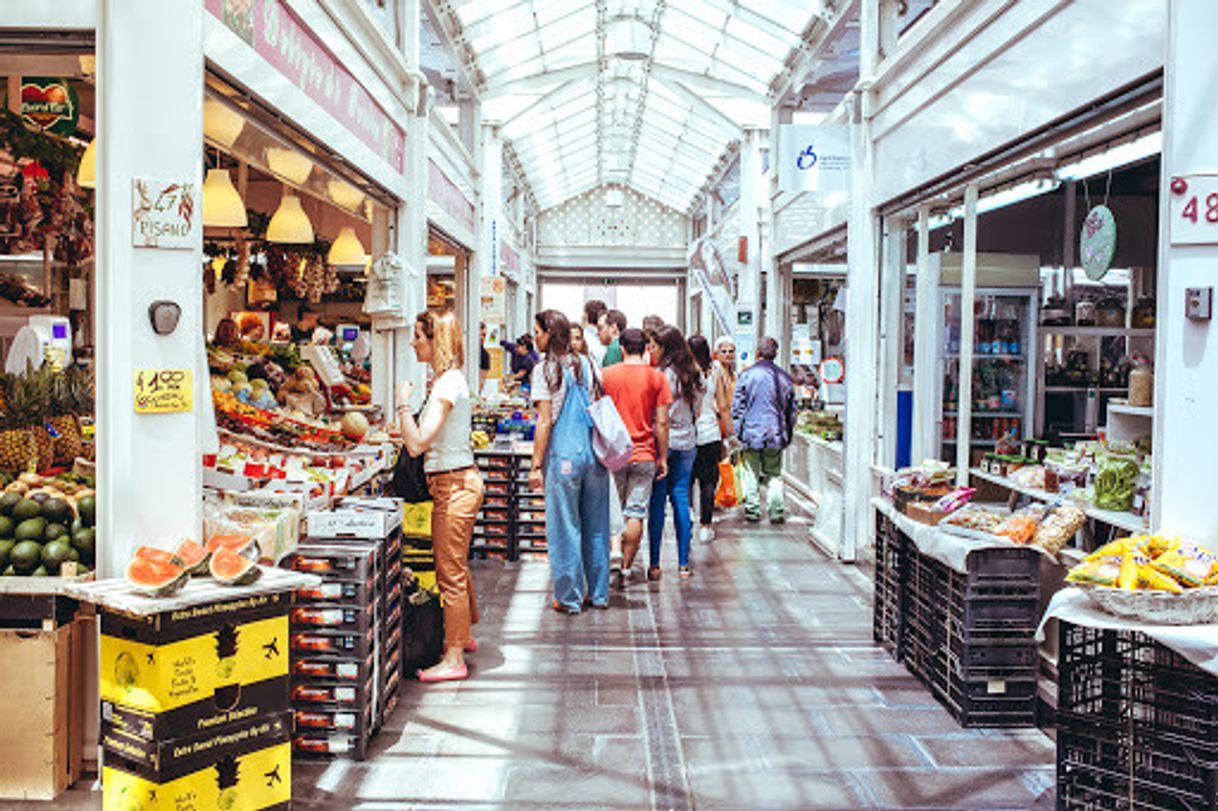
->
[205, 0, 406, 174]
[777, 125, 851, 194]
[819, 356, 845, 385]
[480, 276, 507, 325]
[131, 178, 200, 250]
[1169, 174, 1218, 246]
[1080, 205, 1117, 281]
[20, 77, 78, 136]
[428, 160, 476, 232]
[501, 237, 519, 275]
[134, 369, 194, 413]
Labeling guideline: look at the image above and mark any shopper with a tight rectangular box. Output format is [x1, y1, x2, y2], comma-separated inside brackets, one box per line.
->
[642, 316, 665, 367]
[731, 337, 796, 523]
[214, 317, 240, 348]
[598, 309, 627, 367]
[582, 300, 608, 366]
[501, 334, 540, 388]
[601, 327, 671, 588]
[688, 335, 731, 542]
[290, 304, 319, 343]
[478, 321, 490, 391]
[529, 310, 610, 613]
[647, 325, 701, 580]
[570, 323, 589, 357]
[715, 336, 738, 399]
[396, 310, 484, 683]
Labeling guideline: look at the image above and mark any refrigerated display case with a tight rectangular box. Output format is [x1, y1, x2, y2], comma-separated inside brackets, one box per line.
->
[935, 288, 1038, 462]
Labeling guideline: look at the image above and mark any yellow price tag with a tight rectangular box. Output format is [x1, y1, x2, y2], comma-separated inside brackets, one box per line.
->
[133, 369, 193, 413]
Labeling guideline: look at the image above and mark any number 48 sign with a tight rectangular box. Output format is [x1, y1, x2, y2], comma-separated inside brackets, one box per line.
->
[1170, 174, 1218, 245]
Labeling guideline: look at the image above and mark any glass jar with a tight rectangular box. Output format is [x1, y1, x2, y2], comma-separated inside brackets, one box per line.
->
[1128, 362, 1153, 407]
[1131, 296, 1156, 329]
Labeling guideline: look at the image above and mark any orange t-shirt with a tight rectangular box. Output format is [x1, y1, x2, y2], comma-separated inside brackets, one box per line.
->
[602, 363, 673, 463]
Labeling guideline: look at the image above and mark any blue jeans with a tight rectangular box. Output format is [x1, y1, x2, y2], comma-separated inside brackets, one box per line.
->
[648, 447, 696, 569]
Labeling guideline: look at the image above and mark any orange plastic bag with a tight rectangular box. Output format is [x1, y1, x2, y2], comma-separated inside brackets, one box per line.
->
[715, 460, 738, 508]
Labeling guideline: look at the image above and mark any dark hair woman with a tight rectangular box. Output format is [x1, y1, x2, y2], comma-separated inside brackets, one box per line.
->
[687, 335, 731, 543]
[647, 325, 703, 580]
[528, 310, 610, 613]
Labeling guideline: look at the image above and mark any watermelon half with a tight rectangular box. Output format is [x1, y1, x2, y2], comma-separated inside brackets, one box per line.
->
[135, 545, 180, 566]
[126, 557, 188, 598]
[206, 534, 259, 560]
[175, 539, 211, 575]
[210, 546, 260, 586]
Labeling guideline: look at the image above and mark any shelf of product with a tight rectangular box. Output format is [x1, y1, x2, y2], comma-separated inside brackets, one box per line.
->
[206, 430, 390, 496]
[795, 409, 842, 441]
[969, 467, 1145, 534]
[0, 470, 96, 578]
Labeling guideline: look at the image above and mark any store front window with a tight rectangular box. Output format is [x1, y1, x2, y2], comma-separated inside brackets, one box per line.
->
[539, 280, 681, 331]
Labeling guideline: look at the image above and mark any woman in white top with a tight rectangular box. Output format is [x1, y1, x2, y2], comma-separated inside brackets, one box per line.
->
[396, 310, 484, 683]
[688, 336, 732, 543]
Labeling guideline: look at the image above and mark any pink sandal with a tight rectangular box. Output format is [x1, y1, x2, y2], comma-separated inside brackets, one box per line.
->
[417, 664, 468, 683]
[464, 639, 478, 654]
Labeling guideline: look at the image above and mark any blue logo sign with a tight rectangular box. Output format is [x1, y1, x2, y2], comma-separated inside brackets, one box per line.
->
[796, 144, 818, 170]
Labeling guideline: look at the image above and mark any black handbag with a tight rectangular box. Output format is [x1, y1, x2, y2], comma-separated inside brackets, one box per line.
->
[402, 589, 445, 674]
[389, 443, 430, 503]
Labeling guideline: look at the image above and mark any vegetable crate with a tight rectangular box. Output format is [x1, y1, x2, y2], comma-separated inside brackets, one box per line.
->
[1057, 621, 1218, 810]
[872, 513, 906, 662]
[901, 536, 1040, 728]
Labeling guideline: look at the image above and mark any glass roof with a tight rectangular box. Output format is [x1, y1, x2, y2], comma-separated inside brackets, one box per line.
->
[446, 0, 825, 212]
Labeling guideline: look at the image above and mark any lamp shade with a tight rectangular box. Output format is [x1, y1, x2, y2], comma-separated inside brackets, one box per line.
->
[265, 147, 313, 185]
[267, 194, 314, 243]
[203, 99, 245, 148]
[202, 169, 248, 228]
[328, 226, 367, 266]
[327, 179, 364, 213]
[77, 137, 96, 189]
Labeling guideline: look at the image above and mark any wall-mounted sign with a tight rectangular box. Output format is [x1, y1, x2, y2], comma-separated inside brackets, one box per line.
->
[480, 276, 506, 324]
[20, 78, 78, 136]
[737, 310, 754, 327]
[428, 159, 476, 232]
[819, 355, 846, 385]
[205, 0, 405, 173]
[134, 369, 193, 413]
[1169, 174, 1218, 246]
[1080, 205, 1117, 280]
[132, 178, 199, 249]
[777, 125, 851, 194]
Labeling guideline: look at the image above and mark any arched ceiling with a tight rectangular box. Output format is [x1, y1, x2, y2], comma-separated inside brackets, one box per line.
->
[434, 0, 838, 213]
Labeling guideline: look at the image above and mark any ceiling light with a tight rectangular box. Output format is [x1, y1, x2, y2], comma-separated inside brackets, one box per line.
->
[606, 17, 652, 61]
[267, 193, 314, 244]
[1055, 131, 1162, 181]
[265, 147, 313, 185]
[977, 177, 1060, 215]
[327, 227, 367, 267]
[76, 137, 95, 189]
[202, 168, 248, 228]
[327, 179, 365, 212]
[203, 99, 245, 148]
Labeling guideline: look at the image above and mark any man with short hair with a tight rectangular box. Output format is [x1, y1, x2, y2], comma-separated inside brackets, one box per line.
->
[601, 327, 671, 587]
[598, 309, 627, 368]
[731, 337, 796, 523]
[583, 300, 608, 366]
[291, 304, 320, 343]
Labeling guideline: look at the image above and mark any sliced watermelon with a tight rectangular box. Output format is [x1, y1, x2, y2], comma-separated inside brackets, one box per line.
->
[209, 546, 260, 586]
[126, 557, 187, 598]
[174, 539, 210, 575]
[135, 545, 181, 567]
[206, 534, 259, 559]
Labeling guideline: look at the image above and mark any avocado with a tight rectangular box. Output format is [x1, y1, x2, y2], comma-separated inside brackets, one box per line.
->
[43, 523, 67, 542]
[29, 564, 48, 577]
[41, 539, 72, 572]
[41, 499, 72, 525]
[14, 518, 46, 542]
[11, 498, 41, 522]
[0, 516, 14, 539]
[77, 496, 95, 527]
[9, 540, 42, 574]
[0, 492, 22, 516]
[0, 539, 13, 570]
[71, 527, 95, 563]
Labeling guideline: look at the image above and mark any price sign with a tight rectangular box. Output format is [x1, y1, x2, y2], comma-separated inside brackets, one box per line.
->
[1169, 174, 1218, 245]
[134, 369, 193, 413]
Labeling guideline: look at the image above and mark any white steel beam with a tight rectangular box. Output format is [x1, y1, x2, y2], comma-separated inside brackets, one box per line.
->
[910, 206, 936, 464]
[954, 183, 979, 487]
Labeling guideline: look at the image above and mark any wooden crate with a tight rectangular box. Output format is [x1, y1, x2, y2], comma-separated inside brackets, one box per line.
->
[0, 618, 87, 800]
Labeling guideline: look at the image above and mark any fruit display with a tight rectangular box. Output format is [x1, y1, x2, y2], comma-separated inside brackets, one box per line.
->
[0, 472, 95, 576]
[340, 411, 370, 440]
[213, 389, 358, 451]
[121, 535, 265, 597]
[1068, 536, 1218, 593]
[471, 430, 491, 450]
[210, 546, 260, 585]
[125, 554, 188, 597]
[0, 364, 94, 473]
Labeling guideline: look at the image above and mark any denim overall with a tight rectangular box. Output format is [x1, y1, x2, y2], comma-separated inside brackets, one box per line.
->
[544, 362, 610, 611]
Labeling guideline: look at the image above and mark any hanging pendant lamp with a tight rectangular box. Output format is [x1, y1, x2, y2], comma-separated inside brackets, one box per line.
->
[267, 193, 314, 243]
[328, 226, 367, 266]
[203, 99, 245, 148]
[266, 148, 313, 185]
[77, 137, 96, 189]
[202, 169, 248, 228]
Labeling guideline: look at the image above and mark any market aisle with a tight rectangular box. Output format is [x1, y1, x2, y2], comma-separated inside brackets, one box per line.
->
[19, 513, 1056, 811]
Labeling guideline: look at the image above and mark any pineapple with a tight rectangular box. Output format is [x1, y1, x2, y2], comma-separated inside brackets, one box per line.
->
[70, 366, 95, 462]
[0, 374, 38, 474]
[25, 368, 55, 471]
[50, 369, 84, 464]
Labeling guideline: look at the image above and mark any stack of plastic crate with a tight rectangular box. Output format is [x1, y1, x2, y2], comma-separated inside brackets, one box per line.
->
[1057, 621, 1218, 810]
[872, 512, 906, 661]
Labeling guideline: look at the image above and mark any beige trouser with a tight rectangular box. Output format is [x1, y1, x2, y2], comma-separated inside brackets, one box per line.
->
[427, 467, 484, 650]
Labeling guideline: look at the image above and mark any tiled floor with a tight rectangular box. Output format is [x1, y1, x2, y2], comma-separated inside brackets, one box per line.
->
[16, 512, 1056, 810]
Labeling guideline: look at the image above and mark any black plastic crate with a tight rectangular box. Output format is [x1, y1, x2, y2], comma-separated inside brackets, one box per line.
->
[291, 602, 376, 634]
[290, 626, 377, 658]
[288, 542, 381, 583]
[959, 546, 1040, 589]
[292, 653, 376, 682]
[872, 513, 906, 661]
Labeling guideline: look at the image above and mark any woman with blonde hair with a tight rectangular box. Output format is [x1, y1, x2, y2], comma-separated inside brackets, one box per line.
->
[396, 310, 484, 682]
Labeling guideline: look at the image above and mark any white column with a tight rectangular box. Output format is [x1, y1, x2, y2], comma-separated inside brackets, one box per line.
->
[911, 206, 936, 464]
[877, 215, 907, 468]
[955, 184, 979, 486]
[472, 123, 501, 383]
[737, 127, 763, 358]
[396, 0, 427, 410]
[96, 0, 203, 577]
[1153, 0, 1218, 534]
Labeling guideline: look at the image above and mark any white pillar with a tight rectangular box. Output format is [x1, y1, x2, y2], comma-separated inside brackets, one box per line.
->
[737, 128, 763, 358]
[955, 184, 979, 486]
[911, 206, 936, 464]
[96, 0, 203, 577]
[397, 0, 428, 410]
[472, 123, 501, 383]
[1153, 0, 1218, 534]
[877, 215, 906, 468]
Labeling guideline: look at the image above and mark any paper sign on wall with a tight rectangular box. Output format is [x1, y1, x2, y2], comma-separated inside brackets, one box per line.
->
[134, 369, 193, 413]
[777, 125, 852, 194]
[132, 178, 200, 249]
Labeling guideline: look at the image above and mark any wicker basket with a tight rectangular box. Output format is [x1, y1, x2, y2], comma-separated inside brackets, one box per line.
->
[1078, 584, 1218, 625]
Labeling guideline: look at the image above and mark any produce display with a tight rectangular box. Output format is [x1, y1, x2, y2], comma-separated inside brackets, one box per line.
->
[796, 409, 843, 441]
[123, 533, 263, 597]
[1094, 453, 1140, 512]
[0, 365, 94, 472]
[943, 505, 1006, 534]
[0, 471, 95, 575]
[209, 341, 372, 414]
[1067, 536, 1218, 593]
[940, 501, 1085, 554]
